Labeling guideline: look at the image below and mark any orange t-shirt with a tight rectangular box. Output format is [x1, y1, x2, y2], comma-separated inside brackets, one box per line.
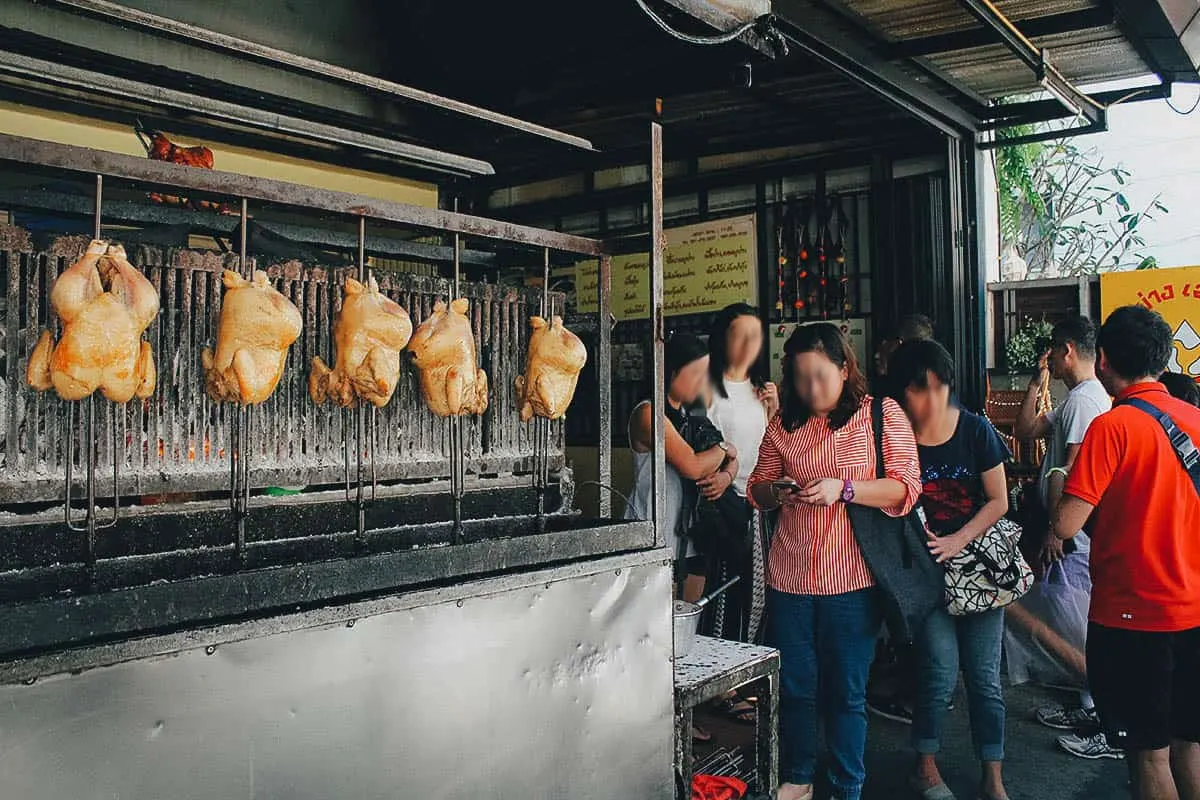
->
[1064, 382, 1200, 632]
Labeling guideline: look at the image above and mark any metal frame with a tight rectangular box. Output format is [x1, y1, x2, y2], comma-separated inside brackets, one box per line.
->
[649, 120, 667, 548]
[0, 518, 655, 660]
[0, 133, 604, 255]
[771, 0, 980, 137]
[0, 50, 495, 177]
[39, 0, 596, 155]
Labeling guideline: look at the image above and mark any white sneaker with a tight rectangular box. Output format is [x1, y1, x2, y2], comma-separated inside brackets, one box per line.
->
[1036, 703, 1099, 731]
[1057, 732, 1125, 760]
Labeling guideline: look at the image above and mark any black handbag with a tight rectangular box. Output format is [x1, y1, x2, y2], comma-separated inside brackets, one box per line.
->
[676, 408, 752, 564]
[846, 396, 945, 645]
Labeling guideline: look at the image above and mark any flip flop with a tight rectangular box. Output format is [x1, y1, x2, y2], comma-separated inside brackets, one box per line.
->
[691, 724, 712, 743]
[711, 696, 757, 725]
[909, 776, 957, 800]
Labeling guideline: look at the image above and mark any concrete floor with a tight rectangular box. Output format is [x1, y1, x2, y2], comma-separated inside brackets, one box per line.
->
[694, 683, 1129, 799]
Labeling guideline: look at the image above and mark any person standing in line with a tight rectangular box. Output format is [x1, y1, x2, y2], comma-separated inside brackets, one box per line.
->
[704, 303, 778, 723]
[871, 313, 936, 399]
[1159, 371, 1200, 407]
[1012, 316, 1121, 759]
[889, 340, 1012, 800]
[866, 312, 935, 725]
[1053, 306, 1200, 800]
[747, 323, 923, 800]
[625, 333, 739, 604]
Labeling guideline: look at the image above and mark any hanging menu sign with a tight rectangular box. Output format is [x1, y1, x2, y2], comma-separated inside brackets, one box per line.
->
[574, 214, 757, 320]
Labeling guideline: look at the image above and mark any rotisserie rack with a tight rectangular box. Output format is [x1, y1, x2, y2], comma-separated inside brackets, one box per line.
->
[0, 133, 637, 660]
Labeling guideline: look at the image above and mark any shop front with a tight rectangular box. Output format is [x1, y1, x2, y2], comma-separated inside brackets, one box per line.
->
[0, 1, 1195, 798]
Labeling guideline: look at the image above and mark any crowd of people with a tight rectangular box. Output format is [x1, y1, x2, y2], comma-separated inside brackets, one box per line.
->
[625, 303, 1200, 800]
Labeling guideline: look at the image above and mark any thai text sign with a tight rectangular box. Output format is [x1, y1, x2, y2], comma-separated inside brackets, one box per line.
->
[575, 215, 757, 319]
[1100, 266, 1200, 377]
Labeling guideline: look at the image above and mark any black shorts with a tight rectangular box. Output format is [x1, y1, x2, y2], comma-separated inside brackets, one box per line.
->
[1087, 622, 1200, 751]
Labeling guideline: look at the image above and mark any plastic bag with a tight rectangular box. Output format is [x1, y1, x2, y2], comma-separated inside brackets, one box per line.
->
[1004, 555, 1091, 689]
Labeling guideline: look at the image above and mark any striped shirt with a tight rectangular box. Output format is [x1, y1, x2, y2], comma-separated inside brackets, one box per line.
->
[747, 396, 922, 596]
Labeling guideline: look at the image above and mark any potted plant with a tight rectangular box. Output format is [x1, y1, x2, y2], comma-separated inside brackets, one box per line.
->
[1004, 318, 1054, 389]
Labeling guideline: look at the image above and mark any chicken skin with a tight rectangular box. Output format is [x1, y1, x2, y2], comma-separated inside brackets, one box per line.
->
[310, 275, 413, 408]
[514, 315, 587, 422]
[201, 270, 302, 405]
[26, 240, 159, 402]
[408, 298, 488, 417]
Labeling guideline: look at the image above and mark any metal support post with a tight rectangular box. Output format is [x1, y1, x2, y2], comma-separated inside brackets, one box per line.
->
[649, 120, 666, 548]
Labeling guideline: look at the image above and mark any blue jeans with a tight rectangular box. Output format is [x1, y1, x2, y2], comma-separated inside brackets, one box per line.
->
[769, 587, 880, 800]
[913, 607, 1006, 762]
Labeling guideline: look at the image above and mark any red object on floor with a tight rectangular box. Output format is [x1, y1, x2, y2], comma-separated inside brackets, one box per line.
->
[692, 773, 748, 800]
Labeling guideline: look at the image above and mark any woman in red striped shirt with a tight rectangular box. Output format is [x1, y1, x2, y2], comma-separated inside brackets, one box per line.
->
[748, 324, 922, 800]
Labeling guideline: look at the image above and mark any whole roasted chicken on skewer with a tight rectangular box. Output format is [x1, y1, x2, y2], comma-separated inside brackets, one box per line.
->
[26, 239, 159, 402]
[515, 315, 587, 421]
[202, 270, 303, 405]
[408, 298, 489, 417]
[310, 275, 413, 408]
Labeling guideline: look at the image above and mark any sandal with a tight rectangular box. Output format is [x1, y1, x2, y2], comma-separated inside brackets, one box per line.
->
[691, 724, 712, 743]
[711, 696, 757, 725]
[908, 776, 957, 800]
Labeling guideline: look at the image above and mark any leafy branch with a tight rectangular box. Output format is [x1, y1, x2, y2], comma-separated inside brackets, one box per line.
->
[994, 130, 1167, 276]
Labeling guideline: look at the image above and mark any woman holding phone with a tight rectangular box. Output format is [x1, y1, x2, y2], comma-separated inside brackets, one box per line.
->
[747, 323, 922, 800]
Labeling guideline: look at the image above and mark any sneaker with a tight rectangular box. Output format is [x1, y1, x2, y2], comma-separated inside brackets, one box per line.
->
[1057, 732, 1125, 760]
[1036, 704, 1099, 731]
[866, 696, 913, 724]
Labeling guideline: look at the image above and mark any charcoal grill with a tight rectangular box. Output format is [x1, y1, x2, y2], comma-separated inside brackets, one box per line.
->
[0, 132, 648, 663]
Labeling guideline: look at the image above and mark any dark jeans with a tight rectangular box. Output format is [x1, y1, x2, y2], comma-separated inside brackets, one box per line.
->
[770, 587, 880, 800]
[913, 607, 1006, 762]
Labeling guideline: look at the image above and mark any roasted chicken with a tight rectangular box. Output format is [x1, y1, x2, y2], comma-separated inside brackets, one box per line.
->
[134, 123, 229, 212]
[408, 298, 488, 417]
[310, 275, 413, 408]
[26, 239, 159, 402]
[202, 270, 302, 405]
[515, 315, 587, 422]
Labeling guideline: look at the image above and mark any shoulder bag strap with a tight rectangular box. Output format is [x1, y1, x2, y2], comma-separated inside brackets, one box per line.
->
[1117, 397, 1200, 496]
[871, 395, 886, 480]
[870, 395, 915, 567]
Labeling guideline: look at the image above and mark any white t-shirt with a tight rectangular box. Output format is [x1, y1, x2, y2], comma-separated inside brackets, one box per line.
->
[1041, 377, 1110, 550]
[707, 378, 768, 497]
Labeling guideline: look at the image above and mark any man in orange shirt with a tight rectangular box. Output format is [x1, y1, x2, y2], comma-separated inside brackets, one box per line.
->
[1054, 305, 1200, 800]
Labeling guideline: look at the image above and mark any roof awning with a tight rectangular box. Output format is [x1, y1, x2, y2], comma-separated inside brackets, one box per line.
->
[671, 0, 1199, 141]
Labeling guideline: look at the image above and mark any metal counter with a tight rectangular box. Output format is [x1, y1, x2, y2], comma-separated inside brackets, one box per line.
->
[0, 549, 676, 800]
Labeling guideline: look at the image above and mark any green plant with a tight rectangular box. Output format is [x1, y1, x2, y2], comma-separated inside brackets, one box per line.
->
[1005, 318, 1054, 373]
[995, 125, 1048, 243]
[994, 129, 1167, 276]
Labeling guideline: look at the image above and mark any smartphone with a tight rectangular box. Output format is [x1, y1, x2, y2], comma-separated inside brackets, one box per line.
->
[772, 478, 799, 491]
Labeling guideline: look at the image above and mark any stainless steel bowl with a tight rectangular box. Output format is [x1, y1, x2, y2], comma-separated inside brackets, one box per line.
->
[671, 575, 740, 658]
[673, 600, 703, 657]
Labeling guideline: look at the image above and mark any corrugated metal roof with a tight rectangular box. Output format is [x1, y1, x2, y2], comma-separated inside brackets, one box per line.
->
[838, 0, 1153, 99]
[841, 0, 1100, 40]
[929, 25, 1150, 96]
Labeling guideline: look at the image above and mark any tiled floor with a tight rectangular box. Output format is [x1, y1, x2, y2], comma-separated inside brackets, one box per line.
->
[693, 683, 1128, 799]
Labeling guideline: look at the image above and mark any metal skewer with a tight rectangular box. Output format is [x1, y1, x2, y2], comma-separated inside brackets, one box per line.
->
[534, 247, 551, 534]
[230, 197, 252, 563]
[65, 174, 119, 581]
[351, 216, 375, 549]
[449, 200, 465, 544]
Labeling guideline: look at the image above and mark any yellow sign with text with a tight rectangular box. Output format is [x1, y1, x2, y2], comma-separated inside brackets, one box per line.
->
[575, 215, 757, 320]
[1100, 266, 1200, 378]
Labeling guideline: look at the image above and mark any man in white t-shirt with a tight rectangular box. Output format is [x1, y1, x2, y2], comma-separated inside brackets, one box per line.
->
[1014, 315, 1118, 760]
